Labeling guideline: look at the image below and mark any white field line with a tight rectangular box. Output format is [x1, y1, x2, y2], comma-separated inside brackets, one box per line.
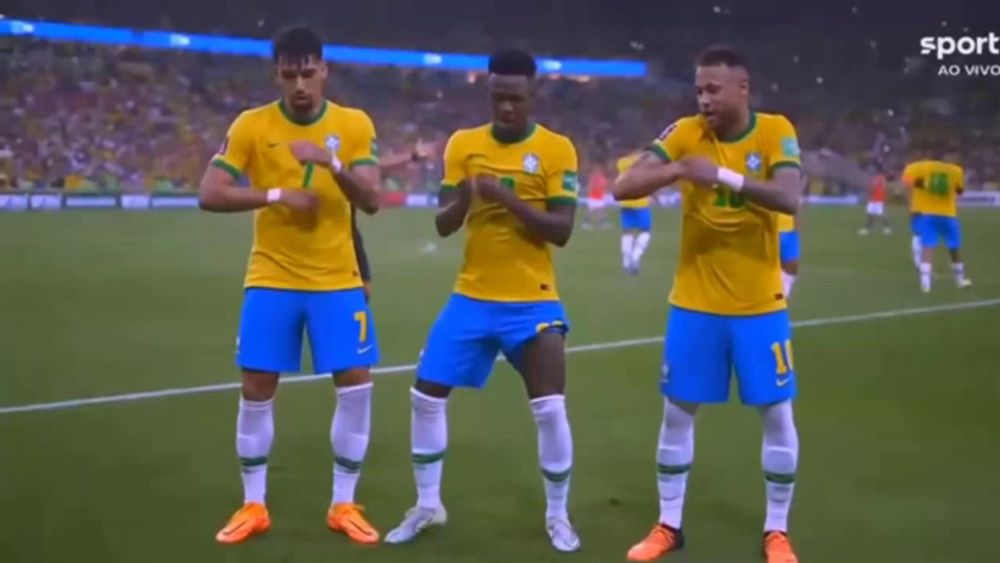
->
[2, 298, 999, 415]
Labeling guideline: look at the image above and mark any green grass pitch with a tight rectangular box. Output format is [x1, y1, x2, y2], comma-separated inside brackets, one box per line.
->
[1, 206, 999, 562]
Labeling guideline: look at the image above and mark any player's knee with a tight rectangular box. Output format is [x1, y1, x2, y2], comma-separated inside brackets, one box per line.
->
[783, 261, 799, 275]
[241, 371, 278, 401]
[334, 368, 372, 388]
[529, 394, 566, 423]
[663, 400, 697, 432]
[414, 378, 453, 399]
[411, 386, 449, 417]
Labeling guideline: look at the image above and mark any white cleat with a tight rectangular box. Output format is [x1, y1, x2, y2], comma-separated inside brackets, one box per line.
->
[858, 228, 869, 236]
[546, 516, 581, 552]
[921, 282, 931, 294]
[384, 505, 447, 544]
[958, 278, 973, 289]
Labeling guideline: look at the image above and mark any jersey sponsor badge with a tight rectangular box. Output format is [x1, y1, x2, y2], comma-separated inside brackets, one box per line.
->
[562, 171, 579, 193]
[523, 153, 540, 173]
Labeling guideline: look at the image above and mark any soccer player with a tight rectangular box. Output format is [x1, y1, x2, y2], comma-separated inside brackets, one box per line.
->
[198, 27, 384, 545]
[902, 153, 973, 292]
[859, 169, 891, 235]
[615, 46, 803, 563]
[583, 161, 610, 229]
[616, 152, 655, 275]
[384, 49, 581, 552]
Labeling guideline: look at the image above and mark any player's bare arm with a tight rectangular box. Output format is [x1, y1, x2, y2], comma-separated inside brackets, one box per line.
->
[613, 152, 684, 201]
[435, 180, 472, 237]
[475, 173, 575, 247]
[679, 156, 801, 215]
[198, 164, 319, 213]
[289, 141, 381, 214]
[379, 139, 434, 170]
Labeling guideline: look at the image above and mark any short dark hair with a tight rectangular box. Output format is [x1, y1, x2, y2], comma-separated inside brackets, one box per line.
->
[273, 26, 324, 63]
[488, 48, 537, 78]
[696, 45, 749, 70]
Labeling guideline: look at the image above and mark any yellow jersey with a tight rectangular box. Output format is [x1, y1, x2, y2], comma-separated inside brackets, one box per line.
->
[441, 123, 578, 302]
[616, 154, 651, 209]
[902, 160, 963, 218]
[650, 111, 801, 315]
[212, 99, 379, 291]
[776, 212, 795, 233]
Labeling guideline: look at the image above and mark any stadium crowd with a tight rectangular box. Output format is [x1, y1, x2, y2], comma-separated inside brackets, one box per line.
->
[1, 36, 998, 193]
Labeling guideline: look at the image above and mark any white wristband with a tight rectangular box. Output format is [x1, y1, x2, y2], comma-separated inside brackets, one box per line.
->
[717, 167, 745, 192]
[266, 188, 282, 203]
[330, 153, 343, 173]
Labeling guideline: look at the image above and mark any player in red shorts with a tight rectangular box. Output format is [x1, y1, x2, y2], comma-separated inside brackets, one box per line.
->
[859, 170, 891, 235]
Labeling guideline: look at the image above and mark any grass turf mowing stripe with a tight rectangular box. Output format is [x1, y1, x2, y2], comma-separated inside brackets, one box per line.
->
[2, 298, 999, 415]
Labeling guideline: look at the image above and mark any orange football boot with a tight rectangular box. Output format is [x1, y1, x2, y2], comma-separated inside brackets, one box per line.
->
[327, 503, 380, 545]
[215, 502, 271, 544]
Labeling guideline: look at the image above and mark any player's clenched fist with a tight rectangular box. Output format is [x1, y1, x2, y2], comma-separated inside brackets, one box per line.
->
[271, 188, 320, 212]
[677, 157, 720, 187]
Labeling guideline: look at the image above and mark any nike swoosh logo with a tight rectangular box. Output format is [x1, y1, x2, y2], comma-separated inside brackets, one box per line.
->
[776, 377, 792, 387]
[221, 520, 249, 536]
[358, 345, 373, 354]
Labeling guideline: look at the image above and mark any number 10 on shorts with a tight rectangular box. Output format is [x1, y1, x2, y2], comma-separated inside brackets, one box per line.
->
[771, 339, 794, 375]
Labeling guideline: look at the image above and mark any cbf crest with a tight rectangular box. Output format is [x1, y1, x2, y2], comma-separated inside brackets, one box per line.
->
[325, 134, 341, 154]
[522, 153, 540, 174]
[745, 152, 763, 177]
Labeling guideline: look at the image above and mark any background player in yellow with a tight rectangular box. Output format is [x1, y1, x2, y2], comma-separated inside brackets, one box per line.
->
[615, 46, 803, 563]
[616, 153, 656, 275]
[902, 153, 973, 293]
[197, 27, 383, 546]
[385, 49, 581, 553]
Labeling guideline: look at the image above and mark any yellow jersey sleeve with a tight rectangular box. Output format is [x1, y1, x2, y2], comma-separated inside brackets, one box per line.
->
[763, 115, 801, 177]
[545, 137, 579, 206]
[648, 119, 692, 162]
[440, 132, 468, 191]
[211, 111, 256, 181]
[901, 162, 921, 187]
[343, 110, 379, 169]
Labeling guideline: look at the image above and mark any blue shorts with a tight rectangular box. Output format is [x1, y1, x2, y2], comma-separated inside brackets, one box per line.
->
[662, 306, 795, 406]
[779, 231, 800, 263]
[915, 214, 961, 250]
[620, 208, 653, 231]
[910, 213, 921, 233]
[417, 294, 569, 389]
[237, 287, 379, 374]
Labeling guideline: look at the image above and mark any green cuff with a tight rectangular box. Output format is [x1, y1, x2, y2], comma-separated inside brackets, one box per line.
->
[349, 158, 379, 169]
[211, 159, 242, 181]
[769, 161, 801, 175]
[547, 196, 578, 207]
[648, 144, 671, 163]
[439, 183, 457, 192]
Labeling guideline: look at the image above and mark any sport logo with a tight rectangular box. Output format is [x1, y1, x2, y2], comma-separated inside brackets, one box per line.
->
[920, 32, 1000, 76]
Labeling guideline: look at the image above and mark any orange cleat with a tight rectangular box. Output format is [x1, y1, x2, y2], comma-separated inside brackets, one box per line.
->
[763, 531, 799, 563]
[215, 502, 271, 544]
[327, 503, 380, 545]
[626, 524, 685, 561]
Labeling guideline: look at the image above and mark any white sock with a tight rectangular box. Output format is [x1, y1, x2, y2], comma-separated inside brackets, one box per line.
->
[782, 272, 797, 299]
[919, 262, 932, 292]
[657, 399, 697, 529]
[911, 236, 922, 268]
[760, 401, 799, 533]
[631, 231, 651, 265]
[621, 234, 635, 268]
[237, 397, 275, 504]
[531, 395, 573, 521]
[411, 388, 448, 510]
[952, 262, 965, 284]
[331, 382, 373, 505]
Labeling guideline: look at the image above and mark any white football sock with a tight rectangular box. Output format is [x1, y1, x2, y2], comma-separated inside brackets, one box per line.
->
[331, 382, 372, 505]
[531, 395, 574, 520]
[919, 262, 932, 292]
[911, 236, 922, 268]
[657, 399, 697, 529]
[621, 234, 635, 268]
[952, 262, 965, 284]
[760, 400, 799, 533]
[631, 231, 651, 266]
[782, 272, 797, 299]
[411, 388, 448, 510]
[236, 397, 275, 504]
